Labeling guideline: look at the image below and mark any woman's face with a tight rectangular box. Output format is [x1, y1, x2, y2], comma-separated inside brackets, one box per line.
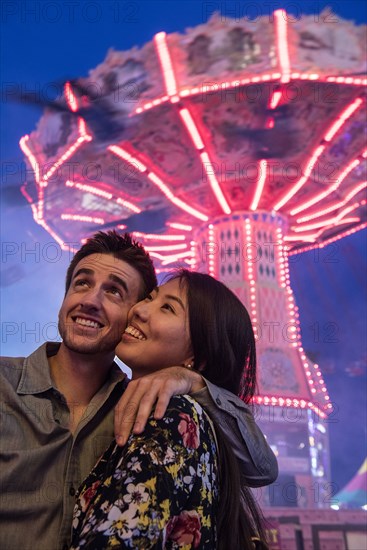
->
[116, 279, 193, 378]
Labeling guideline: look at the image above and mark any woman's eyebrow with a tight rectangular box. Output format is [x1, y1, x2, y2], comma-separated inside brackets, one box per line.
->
[163, 293, 185, 311]
[156, 286, 185, 310]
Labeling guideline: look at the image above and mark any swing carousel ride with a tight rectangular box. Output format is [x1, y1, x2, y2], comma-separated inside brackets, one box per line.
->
[19, 9, 366, 506]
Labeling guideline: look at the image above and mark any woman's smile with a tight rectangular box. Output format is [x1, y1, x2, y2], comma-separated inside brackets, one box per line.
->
[116, 279, 193, 378]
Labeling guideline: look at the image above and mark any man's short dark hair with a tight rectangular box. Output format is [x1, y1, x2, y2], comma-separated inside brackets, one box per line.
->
[65, 231, 157, 299]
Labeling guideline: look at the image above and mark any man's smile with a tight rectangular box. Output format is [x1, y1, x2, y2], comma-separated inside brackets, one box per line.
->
[72, 315, 104, 329]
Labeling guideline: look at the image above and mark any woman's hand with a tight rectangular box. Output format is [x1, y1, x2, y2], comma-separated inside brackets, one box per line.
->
[114, 367, 205, 446]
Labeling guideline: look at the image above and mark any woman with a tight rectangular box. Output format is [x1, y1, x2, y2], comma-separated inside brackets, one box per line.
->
[71, 270, 267, 549]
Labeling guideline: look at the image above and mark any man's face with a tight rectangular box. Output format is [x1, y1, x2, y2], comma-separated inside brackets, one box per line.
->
[58, 253, 143, 356]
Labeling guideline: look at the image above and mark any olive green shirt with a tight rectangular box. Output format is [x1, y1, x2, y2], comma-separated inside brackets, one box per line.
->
[0, 343, 127, 550]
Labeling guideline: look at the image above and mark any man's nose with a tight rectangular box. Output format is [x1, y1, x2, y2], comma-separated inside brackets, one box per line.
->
[80, 286, 103, 309]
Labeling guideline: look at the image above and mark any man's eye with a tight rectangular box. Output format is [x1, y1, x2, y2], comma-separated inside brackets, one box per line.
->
[108, 287, 122, 297]
[74, 279, 88, 287]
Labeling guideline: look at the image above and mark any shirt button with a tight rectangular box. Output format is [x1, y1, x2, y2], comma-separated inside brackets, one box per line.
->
[69, 486, 76, 496]
[216, 397, 222, 405]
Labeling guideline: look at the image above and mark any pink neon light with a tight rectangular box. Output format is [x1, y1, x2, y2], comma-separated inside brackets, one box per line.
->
[149, 250, 193, 264]
[252, 395, 327, 417]
[269, 90, 282, 109]
[244, 220, 257, 329]
[42, 135, 92, 183]
[116, 197, 141, 214]
[200, 152, 231, 214]
[37, 186, 45, 218]
[274, 10, 291, 83]
[66, 180, 113, 200]
[147, 173, 208, 221]
[296, 182, 367, 223]
[275, 100, 364, 212]
[131, 232, 186, 241]
[285, 234, 318, 242]
[108, 145, 147, 173]
[20, 185, 39, 220]
[275, 227, 286, 290]
[19, 136, 41, 184]
[61, 213, 105, 224]
[250, 160, 267, 210]
[189, 240, 197, 271]
[133, 74, 366, 116]
[156, 266, 188, 274]
[274, 145, 325, 211]
[20, 185, 33, 204]
[328, 216, 361, 227]
[287, 215, 362, 244]
[167, 222, 193, 231]
[38, 218, 72, 250]
[111, 144, 208, 219]
[290, 158, 361, 215]
[78, 118, 91, 138]
[288, 223, 367, 255]
[328, 76, 367, 86]
[179, 108, 204, 150]
[65, 180, 140, 213]
[21, 186, 74, 251]
[291, 203, 362, 232]
[154, 32, 178, 97]
[144, 243, 188, 252]
[161, 253, 193, 266]
[324, 98, 364, 142]
[64, 82, 78, 112]
[207, 224, 215, 277]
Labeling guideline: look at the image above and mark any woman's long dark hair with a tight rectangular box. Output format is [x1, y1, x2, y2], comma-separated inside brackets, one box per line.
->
[168, 270, 267, 550]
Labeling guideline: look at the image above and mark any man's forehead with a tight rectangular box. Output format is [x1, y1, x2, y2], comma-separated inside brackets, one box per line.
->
[72, 253, 142, 287]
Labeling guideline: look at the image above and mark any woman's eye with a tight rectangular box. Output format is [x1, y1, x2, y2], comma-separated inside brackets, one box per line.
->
[162, 303, 175, 313]
[145, 293, 154, 302]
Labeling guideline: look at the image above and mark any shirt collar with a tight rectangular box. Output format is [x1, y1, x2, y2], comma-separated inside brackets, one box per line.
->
[16, 342, 126, 395]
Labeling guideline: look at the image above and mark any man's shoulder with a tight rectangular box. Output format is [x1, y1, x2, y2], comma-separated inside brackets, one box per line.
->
[0, 355, 26, 387]
[0, 355, 25, 364]
[0, 343, 50, 388]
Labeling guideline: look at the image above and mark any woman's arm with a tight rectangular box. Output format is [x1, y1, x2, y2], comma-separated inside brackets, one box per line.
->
[71, 396, 218, 550]
[113, 367, 278, 488]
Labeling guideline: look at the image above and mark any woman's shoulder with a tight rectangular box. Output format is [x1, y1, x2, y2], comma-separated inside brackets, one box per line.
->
[166, 393, 205, 413]
[157, 395, 216, 449]
[163, 394, 213, 428]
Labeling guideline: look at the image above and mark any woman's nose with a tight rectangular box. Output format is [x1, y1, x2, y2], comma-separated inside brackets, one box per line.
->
[130, 300, 150, 322]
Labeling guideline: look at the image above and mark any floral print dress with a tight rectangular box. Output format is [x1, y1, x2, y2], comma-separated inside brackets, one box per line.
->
[71, 395, 219, 549]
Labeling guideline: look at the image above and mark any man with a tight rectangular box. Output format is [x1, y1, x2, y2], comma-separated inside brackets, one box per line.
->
[0, 231, 277, 550]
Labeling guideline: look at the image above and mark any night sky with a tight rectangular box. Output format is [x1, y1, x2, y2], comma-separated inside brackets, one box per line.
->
[1, 0, 366, 492]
